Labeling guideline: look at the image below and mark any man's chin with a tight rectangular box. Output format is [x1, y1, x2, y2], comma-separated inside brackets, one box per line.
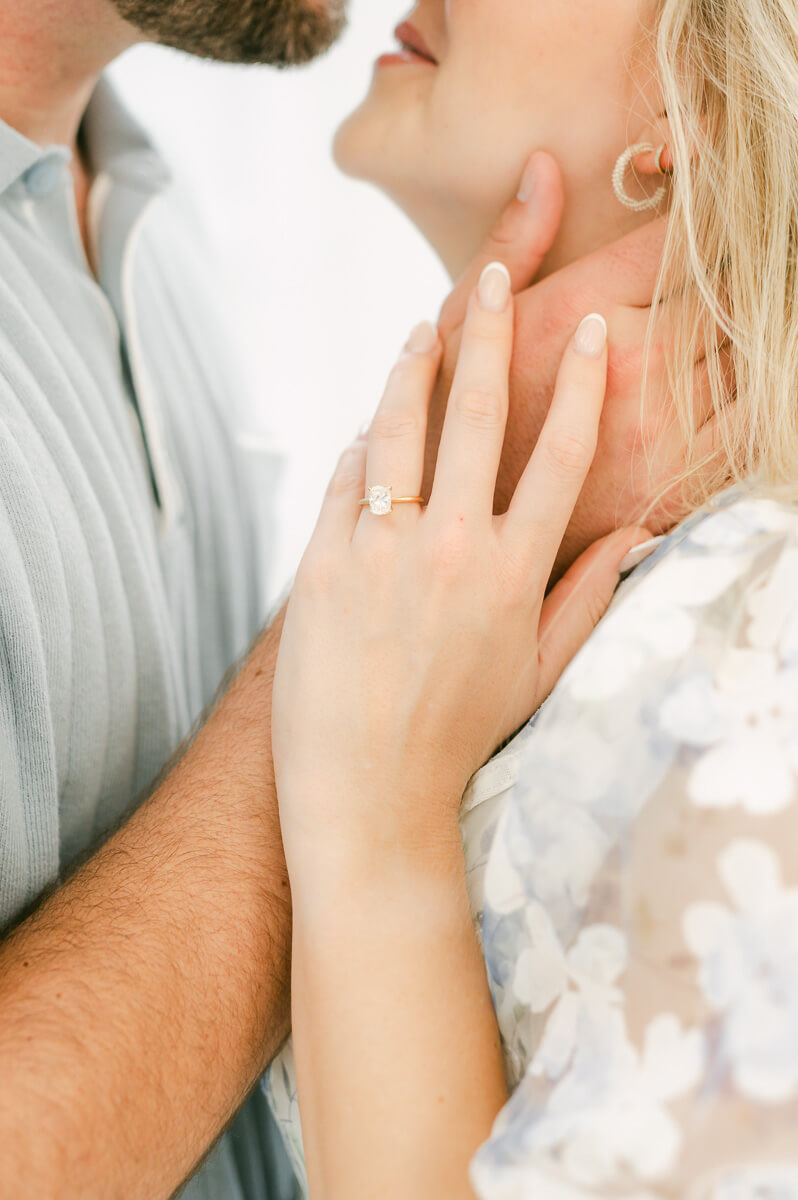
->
[110, 0, 347, 67]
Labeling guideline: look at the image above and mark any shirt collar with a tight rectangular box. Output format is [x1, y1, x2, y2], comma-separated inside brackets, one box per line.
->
[0, 70, 171, 199]
[81, 73, 172, 193]
[0, 116, 47, 196]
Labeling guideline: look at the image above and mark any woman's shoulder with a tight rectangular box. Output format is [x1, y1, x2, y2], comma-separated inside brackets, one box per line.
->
[481, 487, 798, 1084]
[496, 487, 798, 855]
[558, 488, 798, 707]
[474, 489, 798, 1200]
[630, 486, 798, 597]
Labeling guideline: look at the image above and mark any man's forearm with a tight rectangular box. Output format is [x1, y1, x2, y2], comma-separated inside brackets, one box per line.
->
[0, 611, 290, 1200]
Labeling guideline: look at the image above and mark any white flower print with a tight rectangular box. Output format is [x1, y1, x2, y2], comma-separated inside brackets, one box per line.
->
[522, 1008, 704, 1187]
[646, 550, 751, 606]
[567, 549, 749, 703]
[566, 602, 695, 702]
[688, 727, 798, 814]
[746, 545, 798, 657]
[484, 788, 610, 922]
[660, 650, 798, 814]
[483, 812, 531, 917]
[511, 910, 627, 1080]
[512, 903, 571, 1014]
[706, 1165, 798, 1200]
[683, 839, 798, 1103]
[508, 914, 703, 1187]
[522, 803, 611, 914]
[471, 1157, 664, 1200]
[511, 724, 618, 808]
[688, 497, 796, 550]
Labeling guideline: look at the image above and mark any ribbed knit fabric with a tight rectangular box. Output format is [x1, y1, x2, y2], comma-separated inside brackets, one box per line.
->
[0, 76, 294, 1199]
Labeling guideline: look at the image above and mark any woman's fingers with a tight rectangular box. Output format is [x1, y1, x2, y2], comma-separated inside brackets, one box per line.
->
[312, 437, 369, 544]
[502, 313, 609, 566]
[428, 263, 514, 523]
[359, 321, 442, 529]
[536, 526, 653, 699]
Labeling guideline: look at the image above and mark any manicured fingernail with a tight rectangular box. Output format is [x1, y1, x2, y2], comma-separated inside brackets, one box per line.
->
[478, 262, 511, 313]
[619, 535, 666, 573]
[517, 158, 537, 203]
[356, 422, 370, 441]
[405, 320, 438, 354]
[574, 313, 608, 358]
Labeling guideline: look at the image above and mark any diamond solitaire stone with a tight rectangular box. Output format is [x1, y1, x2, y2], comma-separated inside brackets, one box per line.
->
[367, 486, 392, 515]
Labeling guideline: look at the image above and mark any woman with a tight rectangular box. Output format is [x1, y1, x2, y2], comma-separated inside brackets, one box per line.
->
[266, 0, 798, 1196]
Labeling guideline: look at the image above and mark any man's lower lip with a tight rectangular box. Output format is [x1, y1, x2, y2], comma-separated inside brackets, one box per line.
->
[375, 50, 437, 68]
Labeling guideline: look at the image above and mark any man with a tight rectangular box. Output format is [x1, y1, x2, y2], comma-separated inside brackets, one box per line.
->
[0, 0, 667, 1197]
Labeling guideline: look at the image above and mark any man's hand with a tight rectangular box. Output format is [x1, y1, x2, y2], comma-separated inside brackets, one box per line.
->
[0, 612, 290, 1200]
[425, 152, 715, 580]
[437, 150, 567, 337]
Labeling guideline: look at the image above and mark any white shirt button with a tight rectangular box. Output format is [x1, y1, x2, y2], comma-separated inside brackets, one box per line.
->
[22, 158, 64, 197]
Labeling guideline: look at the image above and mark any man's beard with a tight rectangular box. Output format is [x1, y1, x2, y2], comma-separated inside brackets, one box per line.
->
[110, 0, 347, 66]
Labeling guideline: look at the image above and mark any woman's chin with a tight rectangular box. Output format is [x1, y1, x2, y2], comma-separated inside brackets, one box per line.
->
[332, 103, 382, 179]
[331, 108, 503, 280]
[331, 111, 426, 228]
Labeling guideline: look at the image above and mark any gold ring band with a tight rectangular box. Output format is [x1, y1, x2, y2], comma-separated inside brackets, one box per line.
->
[358, 497, 425, 506]
[360, 486, 425, 515]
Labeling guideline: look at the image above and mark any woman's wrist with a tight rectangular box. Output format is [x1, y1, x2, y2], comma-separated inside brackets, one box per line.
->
[281, 784, 466, 904]
[289, 831, 472, 941]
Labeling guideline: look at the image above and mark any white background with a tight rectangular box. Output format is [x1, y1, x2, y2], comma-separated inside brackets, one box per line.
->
[110, 0, 449, 598]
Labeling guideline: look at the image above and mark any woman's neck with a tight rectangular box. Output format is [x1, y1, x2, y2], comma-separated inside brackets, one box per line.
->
[415, 180, 653, 284]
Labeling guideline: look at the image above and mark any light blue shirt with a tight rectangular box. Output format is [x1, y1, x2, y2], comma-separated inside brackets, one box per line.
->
[0, 73, 293, 1198]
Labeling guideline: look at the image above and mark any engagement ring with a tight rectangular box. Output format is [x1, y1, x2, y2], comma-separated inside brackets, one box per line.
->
[360, 486, 425, 516]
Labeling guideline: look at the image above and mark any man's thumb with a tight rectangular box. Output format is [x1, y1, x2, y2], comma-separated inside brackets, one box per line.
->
[438, 151, 564, 338]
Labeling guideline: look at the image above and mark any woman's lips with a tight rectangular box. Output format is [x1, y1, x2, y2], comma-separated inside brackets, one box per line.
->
[377, 19, 438, 68]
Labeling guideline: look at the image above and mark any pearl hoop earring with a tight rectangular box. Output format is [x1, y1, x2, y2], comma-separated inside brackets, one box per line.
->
[612, 142, 667, 212]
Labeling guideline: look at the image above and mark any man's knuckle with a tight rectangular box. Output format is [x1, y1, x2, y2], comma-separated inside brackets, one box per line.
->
[485, 219, 516, 251]
[453, 388, 505, 430]
[608, 341, 642, 384]
[611, 235, 661, 282]
[547, 280, 594, 335]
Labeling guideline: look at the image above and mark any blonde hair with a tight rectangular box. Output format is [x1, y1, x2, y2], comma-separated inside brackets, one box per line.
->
[651, 0, 798, 507]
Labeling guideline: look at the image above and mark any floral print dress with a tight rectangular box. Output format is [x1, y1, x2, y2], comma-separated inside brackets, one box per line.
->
[267, 487, 798, 1200]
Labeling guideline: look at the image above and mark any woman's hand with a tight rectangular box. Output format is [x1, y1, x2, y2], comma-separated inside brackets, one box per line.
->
[272, 261, 649, 868]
